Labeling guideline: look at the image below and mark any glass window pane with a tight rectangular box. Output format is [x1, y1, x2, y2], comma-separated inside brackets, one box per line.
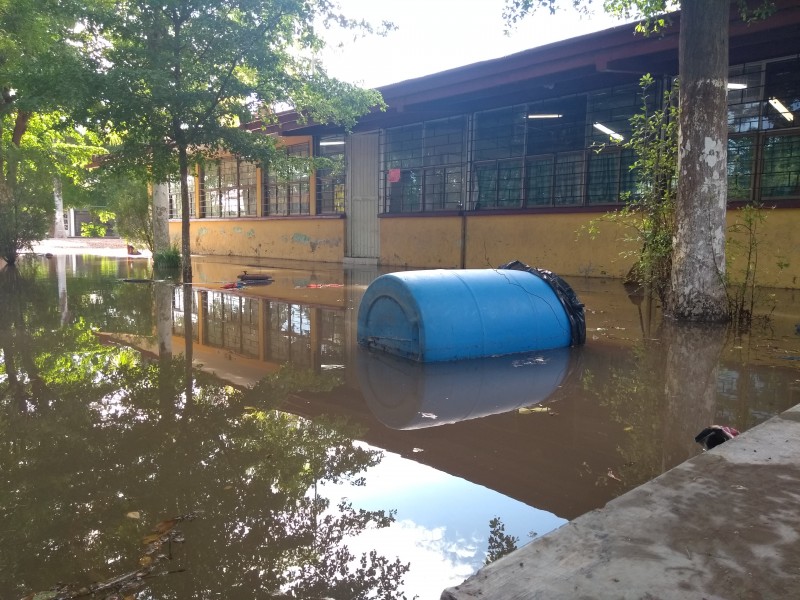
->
[388, 168, 421, 212]
[588, 84, 641, 145]
[728, 136, 754, 200]
[472, 163, 497, 209]
[763, 57, 800, 131]
[587, 151, 620, 205]
[727, 64, 764, 134]
[498, 160, 523, 208]
[525, 156, 554, 206]
[317, 135, 346, 214]
[526, 96, 587, 154]
[424, 117, 466, 167]
[474, 106, 526, 161]
[386, 125, 423, 169]
[761, 134, 800, 199]
[553, 151, 584, 205]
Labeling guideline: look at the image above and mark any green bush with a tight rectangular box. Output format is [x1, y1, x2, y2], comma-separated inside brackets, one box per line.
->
[153, 246, 181, 270]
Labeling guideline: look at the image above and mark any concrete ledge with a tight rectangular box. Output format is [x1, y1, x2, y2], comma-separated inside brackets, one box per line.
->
[442, 405, 800, 600]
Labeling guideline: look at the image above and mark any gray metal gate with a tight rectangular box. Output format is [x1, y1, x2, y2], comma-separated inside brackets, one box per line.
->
[346, 132, 379, 261]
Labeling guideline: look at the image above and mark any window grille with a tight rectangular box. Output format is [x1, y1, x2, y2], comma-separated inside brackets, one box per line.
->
[726, 55, 800, 202]
[199, 158, 257, 218]
[263, 142, 311, 216]
[316, 135, 346, 214]
[382, 117, 467, 212]
[168, 176, 196, 219]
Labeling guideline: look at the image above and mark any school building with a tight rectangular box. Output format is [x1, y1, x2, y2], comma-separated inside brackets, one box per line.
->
[167, 2, 800, 289]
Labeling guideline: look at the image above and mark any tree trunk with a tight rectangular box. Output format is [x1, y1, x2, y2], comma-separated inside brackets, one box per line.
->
[53, 176, 66, 239]
[178, 144, 192, 282]
[152, 181, 170, 254]
[668, 0, 730, 322]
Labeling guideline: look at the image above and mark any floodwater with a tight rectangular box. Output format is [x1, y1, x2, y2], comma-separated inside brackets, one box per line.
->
[2, 253, 799, 600]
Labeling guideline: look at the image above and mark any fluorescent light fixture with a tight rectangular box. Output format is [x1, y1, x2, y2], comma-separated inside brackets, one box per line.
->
[319, 140, 345, 146]
[727, 82, 748, 90]
[527, 113, 562, 119]
[593, 122, 624, 141]
[769, 97, 794, 122]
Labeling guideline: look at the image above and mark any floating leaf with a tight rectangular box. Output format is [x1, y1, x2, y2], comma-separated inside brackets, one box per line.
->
[139, 555, 153, 567]
[126, 511, 141, 519]
[153, 518, 177, 534]
[142, 533, 163, 545]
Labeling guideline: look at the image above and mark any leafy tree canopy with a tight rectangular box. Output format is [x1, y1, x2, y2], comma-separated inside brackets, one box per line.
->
[80, 0, 389, 181]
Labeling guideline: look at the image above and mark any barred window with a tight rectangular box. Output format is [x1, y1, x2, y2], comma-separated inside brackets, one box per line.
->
[316, 135, 346, 214]
[168, 176, 196, 219]
[727, 57, 800, 202]
[468, 85, 639, 209]
[761, 134, 800, 199]
[200, 157, 257, 218]
[383, 117, 466, 212]
[264, 142, 311, 216]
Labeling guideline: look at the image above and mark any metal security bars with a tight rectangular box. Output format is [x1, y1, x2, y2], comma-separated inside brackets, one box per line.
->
[727, 56, 800, 202]
[199, 158, 257, 218]
[263, 142, 311, 216]
[379, 84, 643, 213]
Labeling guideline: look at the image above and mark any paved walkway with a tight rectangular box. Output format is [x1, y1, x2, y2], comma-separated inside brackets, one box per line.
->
[27, 237, 151, 258]
[442, 404, 800, 599]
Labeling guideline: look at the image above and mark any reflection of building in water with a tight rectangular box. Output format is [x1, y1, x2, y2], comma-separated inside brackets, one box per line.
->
[171, 287, 346, 373]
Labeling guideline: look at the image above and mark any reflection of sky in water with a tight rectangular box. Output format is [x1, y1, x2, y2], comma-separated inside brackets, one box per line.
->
[319, 443, 567, 599]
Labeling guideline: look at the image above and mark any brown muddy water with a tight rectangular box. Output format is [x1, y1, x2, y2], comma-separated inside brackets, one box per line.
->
[2, 253, 799, 599]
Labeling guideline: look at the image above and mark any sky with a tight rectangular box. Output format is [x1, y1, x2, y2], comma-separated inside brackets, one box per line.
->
[320, 0, 634, 88]
[320, 443, 567, 600]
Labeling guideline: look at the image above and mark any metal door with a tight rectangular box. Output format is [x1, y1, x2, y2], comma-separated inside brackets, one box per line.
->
[346, 132, 379, 261]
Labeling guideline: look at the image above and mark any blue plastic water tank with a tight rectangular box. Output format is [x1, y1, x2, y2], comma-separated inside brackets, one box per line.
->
[357, 267, 582, 362]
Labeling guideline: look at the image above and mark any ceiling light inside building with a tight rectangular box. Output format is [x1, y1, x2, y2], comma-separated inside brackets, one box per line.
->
[320, 140, 346, 146]
[727, 82, 748, 90]
[768, 97, 794, 122]
[527, 113, 563, 119]
[593, 122, 624, 141]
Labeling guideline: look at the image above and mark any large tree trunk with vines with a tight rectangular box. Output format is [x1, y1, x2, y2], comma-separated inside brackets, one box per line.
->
[668, 0, 730, 322]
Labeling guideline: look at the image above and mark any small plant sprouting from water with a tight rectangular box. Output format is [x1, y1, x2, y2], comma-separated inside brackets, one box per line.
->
[153, 245, 181, 270]
[725, 203, 787, 334]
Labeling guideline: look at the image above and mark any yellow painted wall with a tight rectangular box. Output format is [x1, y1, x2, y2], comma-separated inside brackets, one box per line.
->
[168, 217, 346, 263]
[380, 216, 464, 268]
[168, 207, 800, 289]
[380, 208, 800, 289]
[380, 213, 636, 277]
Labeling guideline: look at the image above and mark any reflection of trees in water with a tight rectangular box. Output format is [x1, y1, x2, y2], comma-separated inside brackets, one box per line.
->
[0, 274, 411, 599]
[581, 322, 724, 491]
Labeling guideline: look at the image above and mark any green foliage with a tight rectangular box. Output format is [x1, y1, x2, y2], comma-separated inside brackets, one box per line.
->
[152, 245, 182, 270]
[503, 0, 775, 32]
[86, 171, 153, 251]
[0, 1, 107, 264]
[586, 74, 678, 302]
[0, 182, 49, 265]
[78, 0, 390, 281]
[485, 517, 519, 565]
[79, 209, 114, 238]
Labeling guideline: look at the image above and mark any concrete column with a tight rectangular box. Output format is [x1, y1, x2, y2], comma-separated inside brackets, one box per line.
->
[152, 182, 170, 253]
